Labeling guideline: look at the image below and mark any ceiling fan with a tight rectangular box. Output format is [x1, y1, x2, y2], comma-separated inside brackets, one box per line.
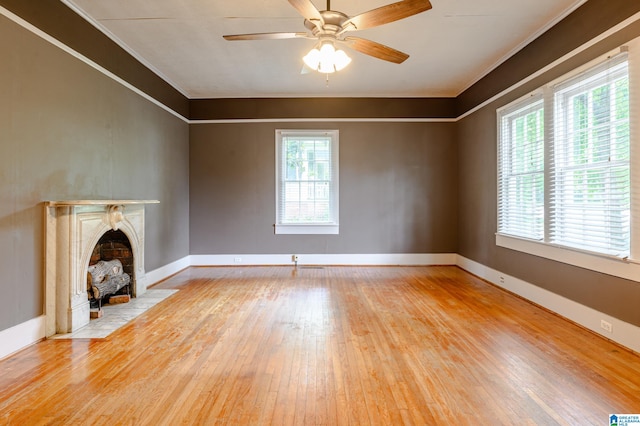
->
[223, 0, 433, 73]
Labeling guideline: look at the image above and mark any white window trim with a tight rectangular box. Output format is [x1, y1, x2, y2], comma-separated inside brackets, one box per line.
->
[496, 233, 640, 282]
[275, 129, 339, 235]
[496, 41, 640, 282]
[275, 224, 339, 235]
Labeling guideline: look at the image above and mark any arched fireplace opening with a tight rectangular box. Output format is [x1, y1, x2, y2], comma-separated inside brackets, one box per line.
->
[87, 230, 134, 315]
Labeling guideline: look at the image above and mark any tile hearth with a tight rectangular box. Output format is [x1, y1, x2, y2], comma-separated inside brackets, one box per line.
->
[51, 289, 177, 339]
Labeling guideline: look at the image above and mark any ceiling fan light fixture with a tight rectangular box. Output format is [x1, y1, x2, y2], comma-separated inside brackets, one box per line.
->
[225, 0, 433, 78]
[303, 40, 351, 74]
[303, 47, 321, 70]
[333, 49, 352, 71]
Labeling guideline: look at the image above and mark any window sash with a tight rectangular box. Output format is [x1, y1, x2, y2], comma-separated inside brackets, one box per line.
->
[275, 130, 339, 234]
[498, 96, 545, 240]
[550, 58, 630, 256]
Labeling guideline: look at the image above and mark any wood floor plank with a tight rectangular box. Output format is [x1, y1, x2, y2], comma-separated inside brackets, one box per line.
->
[1, 265, 639, 425]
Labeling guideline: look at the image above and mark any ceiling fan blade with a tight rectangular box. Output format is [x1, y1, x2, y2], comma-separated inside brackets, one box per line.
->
[288, 0, 324, 27]
[343, 36, 409, 64]
[343, 0, 432, 31]
[223, 32, 308, 41]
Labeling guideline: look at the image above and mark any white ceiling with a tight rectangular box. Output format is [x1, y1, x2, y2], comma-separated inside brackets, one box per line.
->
[63, 0, 587, 99]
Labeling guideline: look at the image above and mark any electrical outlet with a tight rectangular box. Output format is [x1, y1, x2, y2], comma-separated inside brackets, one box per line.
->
[499, 276, 505, 284]
[234, 257, 242, 263]
[292, 254, 299, 262]
[600, 319, 613, 333]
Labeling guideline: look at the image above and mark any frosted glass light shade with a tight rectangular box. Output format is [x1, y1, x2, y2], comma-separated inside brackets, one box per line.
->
[303, 41, 351, 74]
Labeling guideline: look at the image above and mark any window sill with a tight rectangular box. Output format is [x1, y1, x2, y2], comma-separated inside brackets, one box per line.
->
[275, 224, 339, 235]
[495, 233, 640, 282]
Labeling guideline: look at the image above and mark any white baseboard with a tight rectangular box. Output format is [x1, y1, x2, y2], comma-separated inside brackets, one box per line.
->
[145, 256, 191, 286]
[0, 316, 45, 361]
[190, 253, 457, 266]
[456, 255, 640, 354]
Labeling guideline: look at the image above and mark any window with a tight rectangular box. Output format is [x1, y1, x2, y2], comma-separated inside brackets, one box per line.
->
[497, 52, 631, 261]
[498, 95, 545, 240]
[275, 130, 339, 234]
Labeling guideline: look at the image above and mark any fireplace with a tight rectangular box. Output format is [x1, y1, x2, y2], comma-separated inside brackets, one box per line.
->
[44, 200, 158, 336]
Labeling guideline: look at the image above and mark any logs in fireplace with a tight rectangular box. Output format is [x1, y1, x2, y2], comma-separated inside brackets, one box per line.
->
[87, 259, 130, 308]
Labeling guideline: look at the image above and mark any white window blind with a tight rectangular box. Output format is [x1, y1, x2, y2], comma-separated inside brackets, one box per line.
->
[498, 95, 545, 240]
[275, 130, 339, 234]
[551, 56, 630, 256]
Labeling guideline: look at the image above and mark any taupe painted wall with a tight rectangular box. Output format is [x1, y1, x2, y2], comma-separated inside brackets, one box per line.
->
[0, 15, 190, 330]
[190, 122, 457, 255]
[189, 98, 456, 120]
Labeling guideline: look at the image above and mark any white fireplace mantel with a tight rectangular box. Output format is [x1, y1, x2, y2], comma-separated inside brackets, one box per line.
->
[44, 200, 158, 337]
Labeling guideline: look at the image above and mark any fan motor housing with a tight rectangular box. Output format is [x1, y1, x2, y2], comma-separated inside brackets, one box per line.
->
[304, 10, 349, 36]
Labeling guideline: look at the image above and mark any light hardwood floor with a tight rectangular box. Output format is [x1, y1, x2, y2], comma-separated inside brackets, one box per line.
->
[0, 266, 639, 425]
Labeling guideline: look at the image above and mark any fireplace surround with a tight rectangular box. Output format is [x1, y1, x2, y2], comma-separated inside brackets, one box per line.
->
[44, 200, 158, 336]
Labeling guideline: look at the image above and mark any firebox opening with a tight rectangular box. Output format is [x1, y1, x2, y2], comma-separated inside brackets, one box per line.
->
[87, 230, 134, 313]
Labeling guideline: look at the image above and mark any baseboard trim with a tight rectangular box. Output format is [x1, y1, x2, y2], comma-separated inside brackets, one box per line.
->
[456, 255, 640, 354]
[190, 253, 457, 266]
[145, 256, 191, 287]
[0, 316, 45, 361]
